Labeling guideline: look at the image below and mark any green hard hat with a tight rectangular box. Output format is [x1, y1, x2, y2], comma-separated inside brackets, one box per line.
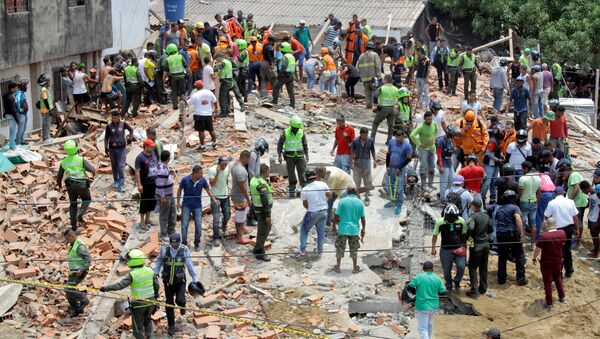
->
[126, 249, 146, 267]
[290, 115, 303, 128]
[544, 110, 555, 121]
[64, 140, 78, 155]
[235, 39, 248, 51]
[166, 43, 178, 55]
[524, 48, 531, 54]
[279, 42, 292, 53]
[398, 87, 411, 99]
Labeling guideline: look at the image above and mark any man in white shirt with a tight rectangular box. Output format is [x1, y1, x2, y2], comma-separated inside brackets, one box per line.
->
[544, 186, 580, 277]
[187, 80, 218, 151]
[430, 100, 446, 138]
[202, 57, 217, 92]
[299, 169, 332, 256]
[506, 130, 532, 176]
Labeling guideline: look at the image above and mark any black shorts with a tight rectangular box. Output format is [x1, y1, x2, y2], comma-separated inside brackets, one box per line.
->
[73, 93, 91, 104]
[194, 115, 213, 132]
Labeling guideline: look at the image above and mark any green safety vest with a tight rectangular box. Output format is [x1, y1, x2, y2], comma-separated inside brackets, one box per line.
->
[447, 49, 460, 67]
[283, 53, 296, 73]
[552, 63, 562, 80]
[363, 25, 373, 39]
[421, 45, 429, 57]
[398, 102, 410, 122]
[130, 266, 155, 300]
[238, 50, 249, 68]
[243, 21, 256, 41]
[283, 127, 304, 156]
[519, 54, 529, 69]
[219, 59, 233, 79]
[378, 84, 399, 106]
[167, 53, 185, 77]
[250, 177, 273, 208]
[39, 87, 54, 110]
[61, 154, 86, 182]
[405, 55, 415, 68]
[67, 239, 85, 272]
[461, 53, 476, 70]
[124, 65, 138, 84]
[153, 139, 163, 159]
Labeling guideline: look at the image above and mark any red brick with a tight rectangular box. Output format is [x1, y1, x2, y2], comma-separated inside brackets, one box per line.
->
[223, 307, 247, 316]
[13, 268, 37, 278]
[225, 266, 245, 278]
[193, 316, 220, 328]
[3, 229, 19, 243]
[205, 325, 220, 339]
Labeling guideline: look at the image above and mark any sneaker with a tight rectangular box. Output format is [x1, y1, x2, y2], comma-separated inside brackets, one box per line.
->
[111, 181, 118, 188]
[559, 297, 567, 304]
[168, 326, 176, 336]
[543, 302, 553, 309]
[255, 254, 271, 262]
[394, 207, 401, 215]
[196, 145, 207, 152]
[384, 201, 394, 208]
[565, 271, 574, 278]
[517, 278, 529, 286]
[118, 184, 125, 192]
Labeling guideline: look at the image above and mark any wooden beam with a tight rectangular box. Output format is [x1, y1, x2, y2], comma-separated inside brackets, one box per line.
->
[40, 133, 85, 146]
[384, 14, 392, 45]
[311, 23, 329, 54]
[508, 29, 514, 61]
[472, 35, 511, 53]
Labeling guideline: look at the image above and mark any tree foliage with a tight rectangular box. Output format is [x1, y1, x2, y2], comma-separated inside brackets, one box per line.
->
[430, 0, 600, 68]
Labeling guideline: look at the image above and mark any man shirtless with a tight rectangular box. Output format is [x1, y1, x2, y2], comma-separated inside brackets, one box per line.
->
[100, 69, 123, 111]
[99, 56, 112, 83]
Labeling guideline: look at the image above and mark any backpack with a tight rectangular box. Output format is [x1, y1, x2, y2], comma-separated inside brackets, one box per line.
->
[445, 189, 465, 215]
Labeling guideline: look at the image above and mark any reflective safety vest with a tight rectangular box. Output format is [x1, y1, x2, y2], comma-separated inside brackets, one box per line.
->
[519, 54, 529, 69]
[362, 25, 373, 39]
[283, 53, 296, 73]
[434, 46, 449, 65]
[243, 21, 257, 41]
[39, 87, 54, 112]
[552, 63, 562, 80]
[161, 246, 186, 285]
[67, 239, 85, 272]
[61, 154, 86, 182]
[378, 84, 399, 106]
[124, 65, 138, 84]
[447, 49, 460, 67]
[238, 50, 249, 68]
[167, 53, 185, 77]
[219, 59, 233, 79]
[250, 177, 273, 208]
[461, 53, 476, 71]
[130, 266, 155, 300]
[405, 55, 415, 68]
[398, 102, 411, 122]
[283, 127, 304, 156]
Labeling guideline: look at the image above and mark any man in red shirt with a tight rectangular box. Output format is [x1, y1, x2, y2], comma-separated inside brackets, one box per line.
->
[548, 105, 568, 153]
[458, 154, 485, 194]
[331, 114, 355, 174]
[532, 217, 567, 308]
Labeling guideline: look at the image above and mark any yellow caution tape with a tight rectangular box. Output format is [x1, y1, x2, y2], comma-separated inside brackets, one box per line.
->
[0, 277, 329, 338]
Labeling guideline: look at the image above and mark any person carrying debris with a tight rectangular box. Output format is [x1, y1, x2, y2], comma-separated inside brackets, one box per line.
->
[405, 261, 446, 339]
[385, 128, 413, 215]
[105, 111, 135, 192]
[466, 197, 493, 297]
[332, 185, 365, 273]
[356, 41, 382, 109]
[272, 41, 296, 108]
[163, 43, 189, 110]
[63, 229, 91, 317]
[153, 233, 198, 335]
[410, 110, 438, 190]
[100, 249, 160, 339]
[458, 46, 481, 100]
[250, 164, 274, 261]
[121, 58, 144, 117]
[371, 75, 398, 144]
[432, 203, 468, 293]
[57, 140, 96, 230]
[277, 115, 309, 197]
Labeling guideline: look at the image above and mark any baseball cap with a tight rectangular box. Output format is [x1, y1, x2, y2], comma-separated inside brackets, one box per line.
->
[143, 139, 156, 147]
[194, 80, 204, 88]
[169, 232, 181, 243]
[218, 155, 231, 164]
[483, 328, 501, 339]
[453, 175, 465, 185]
[555, 186, 565, 195]
[516, 76, 525, 82]
[299, 19, 306, 24]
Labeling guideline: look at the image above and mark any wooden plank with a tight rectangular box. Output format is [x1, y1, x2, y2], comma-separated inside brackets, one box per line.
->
[40, 133, 85, 146]
[253, 107, 291, 126]
[156, 109, 181, 129]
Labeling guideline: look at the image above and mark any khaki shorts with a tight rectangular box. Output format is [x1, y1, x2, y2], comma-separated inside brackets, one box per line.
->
[234, 206, 249, 223]
[335, 235, 361, 259]
[353, 167, 373, 191]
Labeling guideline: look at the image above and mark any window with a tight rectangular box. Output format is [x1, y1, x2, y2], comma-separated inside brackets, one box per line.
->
[6, 0, 28, 13]
[68, 0, 85, 7]
[0, 76, 19, 127]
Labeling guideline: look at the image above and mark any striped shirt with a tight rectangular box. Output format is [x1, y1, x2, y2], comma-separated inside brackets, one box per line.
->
[323, 26, 340, 48]
[155, 162, 174, 198]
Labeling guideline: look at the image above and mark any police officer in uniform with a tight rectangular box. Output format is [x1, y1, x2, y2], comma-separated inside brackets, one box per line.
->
[235, 39, 250, 103]
[64, 228, 90, 317]
[272, 42, 296, 108]
[216, 53, 245, 115]
[277, 115, 309, 197]
[100, 249, 159, 339]
[396, 87, 412, 130]
[250, 164, 274, 261]
[155, 51, 168, 104]
[447, 44, 461, 96]
[57, 140, 96, 230]
[163, 43, 189, 110]
[153, 233, 198, 336]
[372, 75, 398, 144]
[121, 58, 144, 117]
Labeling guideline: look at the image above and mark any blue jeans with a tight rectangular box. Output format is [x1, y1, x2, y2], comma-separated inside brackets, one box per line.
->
[520, 201, 537, 232]
[416, 309, 436, 339]
[416, 77, 430, 108]
[386, 168, 407, 209]
[304, 63, 316, 90]
[418, 149, 435, 186]
[481, 164, 499, 203]
[6, 115, 17, 150]
[247, 61, 262, 93]
[334, 154, 351, 174]
[492, 88, 504, 112]
[211, 197, 231, 240]
[439, 248, 466, 289]
[41, 112, 51, 141]
[535, 192, 554, 240]
[181, 206, 202, 246]
[439, 166, 454, 200]
[300, 209, 327, 254]
[320, 71, 337, 94]
[533, 91, 544, 118]
[16, 113, 27, 145]
[108, 147, 127, 185]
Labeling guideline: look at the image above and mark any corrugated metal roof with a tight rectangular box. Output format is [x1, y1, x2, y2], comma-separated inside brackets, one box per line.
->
[150, 0, 424, 31]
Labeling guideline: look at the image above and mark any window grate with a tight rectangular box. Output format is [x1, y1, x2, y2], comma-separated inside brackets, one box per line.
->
[67, 0, 85, 7]
[6, 0, 28, 13]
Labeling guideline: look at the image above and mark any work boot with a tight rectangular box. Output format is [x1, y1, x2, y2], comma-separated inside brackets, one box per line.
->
[288, 188, 296, 199]
[255, 253, 271, 262]
[168, 326, 176, 336]
[466, 290, 478, 298]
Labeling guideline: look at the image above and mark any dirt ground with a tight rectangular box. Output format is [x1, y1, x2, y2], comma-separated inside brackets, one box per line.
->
[434, 239, 600, 338]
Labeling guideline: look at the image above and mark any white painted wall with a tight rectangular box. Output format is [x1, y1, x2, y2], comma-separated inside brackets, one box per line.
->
[102, 0, 151, 56]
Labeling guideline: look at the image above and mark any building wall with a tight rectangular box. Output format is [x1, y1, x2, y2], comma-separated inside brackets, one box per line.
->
[0, 0, 112, 70]
[103, 0, 151, 56]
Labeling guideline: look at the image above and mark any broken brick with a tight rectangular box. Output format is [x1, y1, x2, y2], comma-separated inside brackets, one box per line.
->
[193, 316, 220, 328]
[13, 267, 37, 278]
[223, 307, 247, 316]
[3, 229, 19, 243]
[205, 325, 220, 339]
[225, 266, 245, 278]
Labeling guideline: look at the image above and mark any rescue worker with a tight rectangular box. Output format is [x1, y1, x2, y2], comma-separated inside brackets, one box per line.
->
[500, 121, 516, 156]
[455, 109, 489, 166]
[246, 138, 269, 226]
[458, 46, 481, 99]
[37, 74, 57, 141]
[447, 44, 461, 96]
[371, 75, 397, 144]
[519, 48, 530, 70]
[186, 42, 202, 96]
[57, 140, 96, 230]
[100, 249, 160, 339]
[154, 51, 168, 104]
[466, 197, 493, 297]
[163, 43, 189, 110]
[64, 229, 90, 317]
[396, 87, 412, 131]
[277, 115, 309, 197]
[272, 42, 296, 108]
[391, 38, 404, 87]
[432, 38, 450, 92]
[250, 164, 274, 262]
[431, 203, 467, 293]
[153, 233, 198, 336]
[235, 39, 249, 102]
[216, 54, 245, 115]
[357, 41, 382, 109]
[247, 36, 263, 93]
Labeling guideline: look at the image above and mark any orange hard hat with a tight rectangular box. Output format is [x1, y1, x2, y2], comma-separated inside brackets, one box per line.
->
[464, 109, 476, 121]
[219, 36, 228, 43]
[320, 47, 329, 55]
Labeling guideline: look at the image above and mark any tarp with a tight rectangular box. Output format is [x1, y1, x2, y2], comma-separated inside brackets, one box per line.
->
[559, 98, 595, 122]
[0, 152, 15, 172]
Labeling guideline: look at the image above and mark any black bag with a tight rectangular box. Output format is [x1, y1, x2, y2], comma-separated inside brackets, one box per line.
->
[401, 283, 416, 304]
[445, 188, 465, 215]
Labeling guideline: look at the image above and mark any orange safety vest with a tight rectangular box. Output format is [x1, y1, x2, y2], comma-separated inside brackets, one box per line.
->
[454, 117, 489, 154]
[226, 18, 243, 39]
[323, 55, 336, 71]
[500, 131, 516, 155]
[188, 48, 201, 72]
[248, 42, 263, 62]
[262, 31, 272, 45]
